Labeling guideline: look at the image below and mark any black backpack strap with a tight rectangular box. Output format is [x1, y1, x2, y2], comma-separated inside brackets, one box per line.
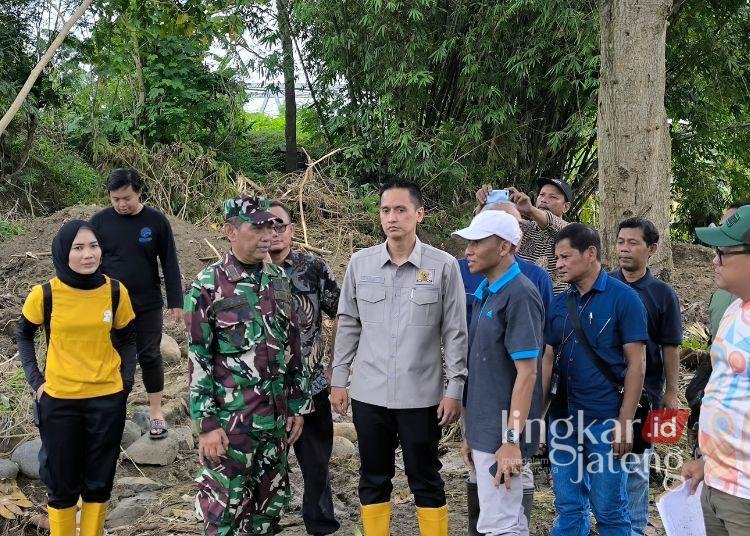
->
[565, 291, 623, 392]
[110, 278, 120, 329]
[42, 282, 52, 347]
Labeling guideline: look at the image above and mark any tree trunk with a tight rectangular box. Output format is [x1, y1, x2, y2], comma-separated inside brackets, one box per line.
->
[277, 0, 297, 172]
[597, 0, 674, 279]
[0, 0, 93, 138]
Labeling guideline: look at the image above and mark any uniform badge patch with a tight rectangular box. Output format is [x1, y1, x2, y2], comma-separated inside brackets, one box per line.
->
[416, 269, 434, 283]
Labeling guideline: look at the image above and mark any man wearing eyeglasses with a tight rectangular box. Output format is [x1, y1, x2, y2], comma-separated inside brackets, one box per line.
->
[681, 204, 750, 536]
[267, 201, 342, 536]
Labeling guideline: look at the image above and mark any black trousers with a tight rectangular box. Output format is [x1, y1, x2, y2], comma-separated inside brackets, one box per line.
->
[134, 308, 164, 393]
[292, 391, 340, 535]
[352, 399, 445, 508]
[38, 392, 127, 508]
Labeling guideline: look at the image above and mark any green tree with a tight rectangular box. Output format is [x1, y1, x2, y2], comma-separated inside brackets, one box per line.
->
[296, 0, 601, 205]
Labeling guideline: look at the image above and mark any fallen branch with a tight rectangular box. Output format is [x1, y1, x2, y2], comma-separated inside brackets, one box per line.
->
[293, 241, 331, 255]
[10, 252, 52, 259]
[203, 239, 222, 260]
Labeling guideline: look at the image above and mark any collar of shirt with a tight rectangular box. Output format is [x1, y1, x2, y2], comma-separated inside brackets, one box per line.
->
[378, 237, 423, 268]
[280, 249, 301, 268]
[610, 268, 652, 289]
[219, 250, 270, 282]
[472, 261, 521, 302]
[569, 268, 608, 299]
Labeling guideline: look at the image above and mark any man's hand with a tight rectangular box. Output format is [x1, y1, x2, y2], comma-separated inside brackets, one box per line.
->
[495, 443, 523, 490]
[35, 383, 45, 401]
[681, 459, 706, 495]
[198, 428, 229, 466]
[475, 185, 492, 207]
[286, 416, 304, 445]
[437, 397, 461, 426]
[169, 308, 183, 324]
[662, 388, 680, 410]
[461, 439, 475, 473]
[612, 417, 633, 458]
[507, 187, 533, 216]
[331, 387, 349, 416]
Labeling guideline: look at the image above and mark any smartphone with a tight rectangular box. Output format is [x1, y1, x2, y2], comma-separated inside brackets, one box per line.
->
[486, 189, 510, 204]
[488, 462, 505, 484]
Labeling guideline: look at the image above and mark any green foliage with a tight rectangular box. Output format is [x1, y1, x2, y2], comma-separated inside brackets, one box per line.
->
[19, 137, 104, 207]
[667, 0, 750, 238]
[224, 113, 310, 182]
[0, 219, 23, 241]
[295, 0, 601, 203]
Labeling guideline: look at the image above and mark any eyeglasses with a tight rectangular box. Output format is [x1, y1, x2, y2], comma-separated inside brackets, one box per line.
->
[271, 223, 289, 233]
[714, 247, 750, 266]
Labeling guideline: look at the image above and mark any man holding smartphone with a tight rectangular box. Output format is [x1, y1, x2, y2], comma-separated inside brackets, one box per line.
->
[453, 210, 544, 536]
[476, 179, 572, 294]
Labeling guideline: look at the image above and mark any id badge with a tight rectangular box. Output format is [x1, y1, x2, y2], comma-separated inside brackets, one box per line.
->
[550, 371, 560, 396]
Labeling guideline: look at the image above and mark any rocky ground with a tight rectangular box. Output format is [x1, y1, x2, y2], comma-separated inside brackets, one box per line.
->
[0, 205, 716, 535]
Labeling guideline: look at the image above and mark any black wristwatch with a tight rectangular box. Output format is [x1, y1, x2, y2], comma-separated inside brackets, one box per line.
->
[503, 428, 520, 445]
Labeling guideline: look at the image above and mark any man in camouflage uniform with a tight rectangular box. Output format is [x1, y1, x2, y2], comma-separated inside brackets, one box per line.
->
[184, 195, 313, 536]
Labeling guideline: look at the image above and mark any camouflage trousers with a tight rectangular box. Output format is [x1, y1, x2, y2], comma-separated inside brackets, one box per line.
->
[196, 427, 289, 536]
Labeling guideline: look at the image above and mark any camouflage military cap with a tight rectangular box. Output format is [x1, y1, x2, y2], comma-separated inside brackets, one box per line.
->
[224, 195, 281, 225]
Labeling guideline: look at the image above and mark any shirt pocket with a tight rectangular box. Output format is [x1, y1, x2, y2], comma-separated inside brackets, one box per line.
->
[591, 315, 616, 348]
[357, 284, 386, 323]
[214, 295, 255, 354]
[408, 287, 440, 326]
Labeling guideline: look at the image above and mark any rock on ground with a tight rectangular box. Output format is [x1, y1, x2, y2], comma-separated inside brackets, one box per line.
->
[333, 422, 357, 443]
[170, 425, 195, 451]
[160, 333, 182, 364]
[331, 436, 357, 460]
[120, 419, 142, 449]
[124, 435, 178, 466]
[116, 476, 166, 494]
[106, 492, 157, 528]
[0, 458, 19, 480]
[130, 406, 152, 435]
[11, 437, 42, 479]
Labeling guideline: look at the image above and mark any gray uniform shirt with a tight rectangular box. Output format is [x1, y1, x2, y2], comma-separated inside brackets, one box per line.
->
[332, 238, 468, 408]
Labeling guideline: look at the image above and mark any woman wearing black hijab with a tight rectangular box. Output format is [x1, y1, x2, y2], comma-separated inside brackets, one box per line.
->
[16, 220, 138, 536]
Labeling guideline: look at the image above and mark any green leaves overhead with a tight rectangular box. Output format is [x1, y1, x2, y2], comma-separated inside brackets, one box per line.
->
[296, 0, 602, 199]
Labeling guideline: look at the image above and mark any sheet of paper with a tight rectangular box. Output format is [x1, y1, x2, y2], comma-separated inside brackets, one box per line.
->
[656, 480, 706, 536]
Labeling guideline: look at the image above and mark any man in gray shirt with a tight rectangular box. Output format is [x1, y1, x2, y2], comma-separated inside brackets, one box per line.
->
[331, 179, 467, 536]
[454, 210, 544, 536]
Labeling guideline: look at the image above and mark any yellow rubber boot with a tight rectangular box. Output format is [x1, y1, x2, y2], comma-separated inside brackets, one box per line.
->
[79, 501, 107, 536]
[360, 502, 392, 536]
[48, 505, 77, 536]
[416, 504, 448, 536]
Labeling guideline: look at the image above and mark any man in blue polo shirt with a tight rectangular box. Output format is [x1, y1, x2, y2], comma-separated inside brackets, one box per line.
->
[609, 217, 683, 536]
[454, 210, 544, 536]
[458, 201, 552, 534]
[542, 223, 647, 536]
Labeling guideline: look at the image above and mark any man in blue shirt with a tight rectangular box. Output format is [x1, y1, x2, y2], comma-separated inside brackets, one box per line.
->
[542, 223, 647, 536]
[454, 210, 544, 536]
[609, 218, 683, 536]
[458, 201, 552, 534]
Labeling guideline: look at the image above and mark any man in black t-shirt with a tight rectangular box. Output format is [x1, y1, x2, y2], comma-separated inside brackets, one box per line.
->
[90, 168, 183, 439]
[609, 217, 683, 536]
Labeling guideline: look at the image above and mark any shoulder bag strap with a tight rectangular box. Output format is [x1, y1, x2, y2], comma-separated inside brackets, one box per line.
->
[565, 291, 623, 392]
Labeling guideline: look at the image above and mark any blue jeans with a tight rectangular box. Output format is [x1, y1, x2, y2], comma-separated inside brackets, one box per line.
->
[549, 419, 630, 536]
[625, 447, 652, 536]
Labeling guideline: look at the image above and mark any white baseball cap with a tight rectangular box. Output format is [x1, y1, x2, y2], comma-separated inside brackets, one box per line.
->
[452, 211, 522, 245]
